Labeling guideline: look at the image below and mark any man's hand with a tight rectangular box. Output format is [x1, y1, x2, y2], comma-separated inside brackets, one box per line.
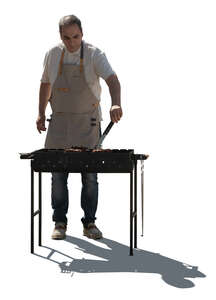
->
[110, 105, 123, 123]
[36, 115, 46, 134]
[105, 74, 122, 123]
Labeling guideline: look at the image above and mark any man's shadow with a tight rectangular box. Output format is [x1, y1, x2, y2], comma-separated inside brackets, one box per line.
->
[35, 235, 206, 288]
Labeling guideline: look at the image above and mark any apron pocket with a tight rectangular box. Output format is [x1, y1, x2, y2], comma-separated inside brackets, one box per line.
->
[47, 114, 68, 148]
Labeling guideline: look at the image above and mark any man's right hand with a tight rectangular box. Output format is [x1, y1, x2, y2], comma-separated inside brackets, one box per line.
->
[36, 115, 46, 134]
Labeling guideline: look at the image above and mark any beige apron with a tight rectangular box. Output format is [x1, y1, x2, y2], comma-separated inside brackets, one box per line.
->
[44, 42, 100, 149]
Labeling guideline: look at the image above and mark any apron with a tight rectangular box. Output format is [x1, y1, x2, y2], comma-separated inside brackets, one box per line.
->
[44, 41, 100, 149]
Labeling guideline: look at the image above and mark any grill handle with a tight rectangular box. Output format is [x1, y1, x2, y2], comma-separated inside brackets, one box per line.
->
[95, 121, 114, 149]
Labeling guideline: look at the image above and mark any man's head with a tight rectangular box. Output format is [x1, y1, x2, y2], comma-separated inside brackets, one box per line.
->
[59, 15, 83, 53]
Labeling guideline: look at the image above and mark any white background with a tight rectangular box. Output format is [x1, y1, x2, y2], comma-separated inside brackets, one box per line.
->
[1, 0, 216, 298]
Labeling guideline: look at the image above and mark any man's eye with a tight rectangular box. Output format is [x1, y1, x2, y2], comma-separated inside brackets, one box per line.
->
[63, 35, 79, 40]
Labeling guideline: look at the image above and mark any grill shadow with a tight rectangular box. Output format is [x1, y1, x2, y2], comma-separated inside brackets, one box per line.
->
[34, 235, 206, 288]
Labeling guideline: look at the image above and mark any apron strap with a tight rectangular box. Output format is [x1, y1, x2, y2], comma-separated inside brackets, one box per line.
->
[58, 48, 65, 76]
[80, 41, 84, 73]
[58, 41, 84, 76]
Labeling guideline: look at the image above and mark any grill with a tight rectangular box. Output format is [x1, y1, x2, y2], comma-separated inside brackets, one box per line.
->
[20, 148, 148, 173]
[20, 129, 148, 256]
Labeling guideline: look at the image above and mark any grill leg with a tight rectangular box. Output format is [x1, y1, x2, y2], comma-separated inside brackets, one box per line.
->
[130, 171, 133, 256]
[141, 160, 144, 237]
[134, 160, 137, 248]
[38, 172, 42, 246]
[31, 164, 34, 254]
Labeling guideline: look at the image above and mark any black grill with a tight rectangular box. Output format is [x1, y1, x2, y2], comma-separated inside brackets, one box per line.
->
[19, 147, 149, 256]
[20, 148, 148, 173]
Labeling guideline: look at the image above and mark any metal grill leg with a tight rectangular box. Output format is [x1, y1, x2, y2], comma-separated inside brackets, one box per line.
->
[134, 160, 137, 248]
[141, 160, 144, 237]
[31, 165, 34, 253]
[130, 171, 133, 256]
[38, 172, 42, 246]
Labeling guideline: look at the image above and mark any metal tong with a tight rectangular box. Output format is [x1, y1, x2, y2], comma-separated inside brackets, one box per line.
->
[95, 121, 114, 149]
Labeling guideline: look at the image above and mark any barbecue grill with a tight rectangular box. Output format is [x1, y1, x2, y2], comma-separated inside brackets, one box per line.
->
[20, 122, 149, 256]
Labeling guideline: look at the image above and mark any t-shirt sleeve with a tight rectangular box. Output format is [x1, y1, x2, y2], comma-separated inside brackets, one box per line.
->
[40, 51, 50, 83]
[93, 49, 115, 80]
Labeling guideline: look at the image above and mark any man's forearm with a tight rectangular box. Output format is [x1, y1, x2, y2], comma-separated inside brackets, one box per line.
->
[106, 75, 121, 107]
[39, 82, 51, 116]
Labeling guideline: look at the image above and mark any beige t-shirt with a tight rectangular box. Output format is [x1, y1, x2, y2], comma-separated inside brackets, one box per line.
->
[41, 40, 115, 121]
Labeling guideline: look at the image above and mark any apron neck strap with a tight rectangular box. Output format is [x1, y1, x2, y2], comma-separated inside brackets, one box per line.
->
[58, 41, 84, 76]
[80, 41, 84, 73]
[58, 48, 65, 76]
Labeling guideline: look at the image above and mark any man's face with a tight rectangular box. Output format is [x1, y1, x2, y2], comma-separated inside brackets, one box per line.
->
[60, 24, 83, 53]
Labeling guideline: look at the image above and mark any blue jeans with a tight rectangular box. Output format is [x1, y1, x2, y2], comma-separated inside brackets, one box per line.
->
[51, 124, 101, 228]
[51, 172, 98, 227]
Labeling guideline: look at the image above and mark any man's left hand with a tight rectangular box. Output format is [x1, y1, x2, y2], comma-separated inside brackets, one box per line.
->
[110, 105, 123, 123]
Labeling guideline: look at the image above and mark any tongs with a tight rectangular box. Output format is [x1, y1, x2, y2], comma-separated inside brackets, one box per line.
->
[95, 121, 114, 149]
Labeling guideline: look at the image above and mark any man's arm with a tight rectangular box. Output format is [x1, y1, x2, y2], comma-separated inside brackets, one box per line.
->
[105, 74, 123, 123]
[36, 82, 51, 133]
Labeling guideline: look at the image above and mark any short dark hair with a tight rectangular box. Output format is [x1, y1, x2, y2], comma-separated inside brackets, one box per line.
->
[59, 15, 83, 34]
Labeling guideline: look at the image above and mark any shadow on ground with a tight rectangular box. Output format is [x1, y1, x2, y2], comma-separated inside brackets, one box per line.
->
[34, 235, 206, 288]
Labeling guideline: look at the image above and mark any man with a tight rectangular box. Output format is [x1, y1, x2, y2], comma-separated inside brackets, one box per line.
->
[36, 15, 122, 240]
